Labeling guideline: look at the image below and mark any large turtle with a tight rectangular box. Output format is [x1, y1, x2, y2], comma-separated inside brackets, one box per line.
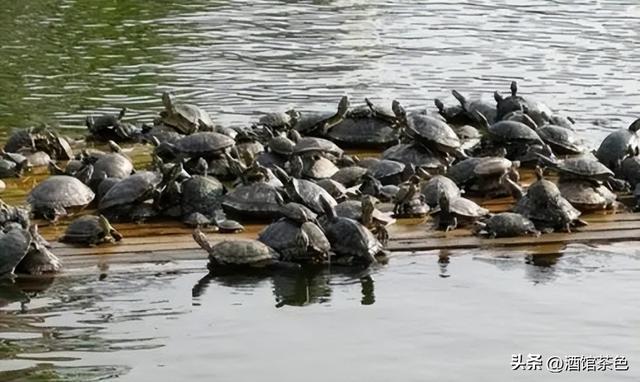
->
[557, 180, 617, 212]
[99, 171, 163, 221]
[397, 107, 463, 158]
[222, 180, 285, 220]
[160, 91, 214, 134]
[326, 99, 402, 148]
[60, 215, 123, 245]
[27, 176, 95, 222]
[174, 132, 236, 159]
[595, 118, 640, 173]
[319, 195, 387, 265]
[258, 219, 330, 263]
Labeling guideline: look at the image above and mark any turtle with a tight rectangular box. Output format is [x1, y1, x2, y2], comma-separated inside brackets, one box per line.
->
[392, 175, 430, 217]
[366, 159, 414, 186]
[279, 202, 318, 224]
[381, 142, 449, 172]
[99, 171, 163, 221]
[319, 195, 387, 265]
[27, 176, 95, 222]
[174, 132, 236, 159]
[465, 157, 520, 197]
[23, 150, 51, 167]
[397, 108, 463, 158]
[421, 175, 461, 208]
[275, 167, 337, 214]
[315, 179, 349, 202]
[217, 219, 245, 233]
[258, 219, 330, 263]
[500, 107, 539, 130]
[258, 109, 300, 131]
[358, 173, 399, 202]
[222, 181, 285, 220]
[333, 196, 396, 228]
[300, 154, 339, 180]
[557, 180, 617, 212]
[292, 137, 343, 158]
[621, 156, 640, 186]
[0, 157, 24, 178]
[234, 129, 265, 162]
[264, 127, 296, 156]
[325, 99, 402, 148]
[86, 108, 139, 142]
[474, 212, 539, 238]
[0, 201, 30, 229]
[183, 212, 216, 228]
[293, 96, 350, 136]
[433, 193, 490, 231]
[160, 91, 214, 134]
[89, 152, 134, 188]
[536, 124, 585, 155]
[180, 174, 226, 224]
[595, 118, 640, 174]
[331, 166, 368, 187]
[3, 127, 36, 153]
[0, 226, 31, 278]
[547, 114, 576, 130]
[537, 154, 617, 184]
[60, 215, 123, 245]
[193, 230, 294, 272]
[451, 89, 498, 126]
[15, 225, 61, 275]
[473, 111, 544, 160]
[504, 167, 586, 232]
[494, 81, 552, 126]
[433, 98, 470, 126]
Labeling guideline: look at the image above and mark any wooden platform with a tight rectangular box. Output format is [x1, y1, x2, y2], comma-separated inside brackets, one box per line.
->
[1, 142, 638, 271]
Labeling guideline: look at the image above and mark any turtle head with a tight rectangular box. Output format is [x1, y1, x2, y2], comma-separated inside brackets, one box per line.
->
[510, 81, 518, 97]
[108, 140, 122, 153]
[494, 91, 504, 103]
[272, 165, 292, 184]
[337, 96, 350, 117]
[471, 110, 490, 129]
[192, 229, 214, 254]
[434, 99, 445, 114]
[195, 157, 209, 175]
[118, 107, 127, 120]
[534, 166, 544, 180]
[361, 195, 375, 226]
[161, 91, 174, 109]
[628, 118, 640, 133]
[451, 90, 467, 109]
[392, 100, 407, 128]
[99, 215, 122, 241]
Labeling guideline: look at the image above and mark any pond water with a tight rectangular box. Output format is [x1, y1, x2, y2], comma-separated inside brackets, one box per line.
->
[1, 0, 640, 380]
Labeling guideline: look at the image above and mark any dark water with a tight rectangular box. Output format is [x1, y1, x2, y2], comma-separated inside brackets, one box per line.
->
[2, 0, 640, 380]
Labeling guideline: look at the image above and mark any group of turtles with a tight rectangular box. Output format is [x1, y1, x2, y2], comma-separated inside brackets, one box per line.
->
[2, 81, 640, 275]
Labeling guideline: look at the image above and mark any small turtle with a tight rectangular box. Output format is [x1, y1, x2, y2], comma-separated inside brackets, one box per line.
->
[433, 193, 490, 231]
[234, 129, 265, 162]
[319, 195, 387, 265]
[279, 202, 318, 224]
[475, 212, 539, 238]
[258, 109, 300, 131]
[333, 197, 396, 228]
[358, 173, 399, 202]
[180, 174, 226, 224]
[183, 212, 216, 228]
[433, 98, 470, 126]
[217, 219, 245, 233]
[60, 215, 123, 245]
[0, 201, 30, 229]
[193, 230, 291, 271]
[23, 150, 52, 167]
[259, 219, 330, 263]
[595, 118, 640, 173]
[421, 175, 461, 208]
[537, 124, 584, 155]
[160, 92, 214, 134]
[86, 108, 139, 142]
[99, 171, 163, 221]
[300, 154, 339, 180]
[27, 176, 95, 222]
[90, 152, 134, 188]
[537, 154, 616, 183]
[0, 226, 31, 278]
[466, 157, 520, 197]
[393, 175, 429, 217]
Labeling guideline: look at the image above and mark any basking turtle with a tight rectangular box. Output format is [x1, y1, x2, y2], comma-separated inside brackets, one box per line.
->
[475, 212, 539, 238]
[279, 202, 318, 224]
[537, 155, 620, 187]
[275, 167, 337, 214]
[382, 142, 449, 172]
[466, 157, 520, 197]
[433, 98, 470, 126]
[557, 180, 617, 212]
[319, 195, 387, 265]
[174, 132, 235, 159]
[595, 118, 640, 173]
[0, 226, 31, 278]
[398, 108, 463, 158]
[300, 154, 339, 180]
[494, 81, 551, 126]
[358, 174, 399, 202]
[89, 152, 134, 188]
[27, 176, 95, 222]
[326, 99, 401, 148]
[421, 175, 461, 208]
[180, 173, 226, 224]
[60, 215, 122, 245]
[333, 197, 396, 228]
[474, 111, 544, 160]
[259, 219, 330, 263]
[193, 230, 292, 271]
[451, 90, 497, 126]
[183, 212, 216, 228]
[315, 179, 349, 202]
[234, 129, 265, 162]
[258, 109, 300, 131]
[505, 168, 586, 232]
[537, 124, 584, 155]
[433, 193, 490, 231]
[217, 219, 245, 233]
[366, 159, 414, 186]
[292, 137, 343, 158]
[15, 225, 61, 275]
[86, 108, 139, 142]
[331, 166, 368, 187]
[293, 96, 350, 136]
[0, 201, 30, 229]
[222, 180, 285, 220]
[160, 92, 214, 134]
[393, 175, 429, 218]
[99, 171, 162, 221]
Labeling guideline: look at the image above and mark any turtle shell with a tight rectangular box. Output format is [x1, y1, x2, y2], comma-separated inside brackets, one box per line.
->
[446, 157, 484, 186]
[279, 202, 318, 223]
[181, 175, 225, 217]
[331, 166, 367, 187]
[175, 132, 235, 158]
[406, 114, 461, 153]
[382, 142, 447, 171]
[28, 176, 95, 210]
[315, 179, 348, 201]
[421, 175, 461, 207]
[218, 219, 244, 233]
[327, 117, 399, 148]
[488, 121, 541, 143]
[258, 219, 330, 261]
[537, 125, 584, 155]
[366, 159, 410, 185]
[222, 181, 284, 220]
[558, 180, 616, 211]
[595, 123, 640, 171]
[99, 172, 161, 210]
[0, 227, 31, 276]
[293, 137, 343, 157]
[483, 212, 537, 238]
[473, 157, 514, 176]
[322, 215, 383, 263]
[206, 240, 279, 266]
[288, 178, 337, 214]
[302, 155, 339, 180]
[91, 153, 133, 181]
[447, 197, 489, 218]
[269, 135, 295, 156]
[555, 156, 614, 181]
[61, 215, 110, 244]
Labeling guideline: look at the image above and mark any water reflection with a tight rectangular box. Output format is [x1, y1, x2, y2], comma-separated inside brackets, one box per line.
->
[193, 265, 378, 307]
[0, 364, 131, 382]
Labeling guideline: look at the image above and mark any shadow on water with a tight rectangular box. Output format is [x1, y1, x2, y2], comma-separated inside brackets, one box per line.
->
[192, 264, 378, 307]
